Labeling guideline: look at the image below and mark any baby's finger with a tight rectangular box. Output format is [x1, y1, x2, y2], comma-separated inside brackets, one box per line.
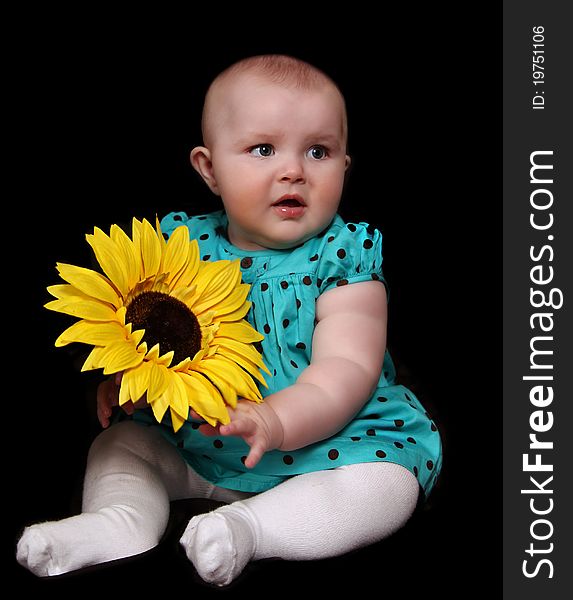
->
[97, 403, 112, 429]
[244, 441, 266, 469]
[198, 423, 220, 436]
[220, 418, 254, 438]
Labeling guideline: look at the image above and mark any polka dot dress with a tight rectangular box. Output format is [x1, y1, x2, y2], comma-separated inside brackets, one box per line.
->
[133, 210, 442, 498]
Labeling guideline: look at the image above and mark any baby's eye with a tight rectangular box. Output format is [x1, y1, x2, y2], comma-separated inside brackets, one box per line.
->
[307, 145, 328, 160]
[249, 144, 275, 157]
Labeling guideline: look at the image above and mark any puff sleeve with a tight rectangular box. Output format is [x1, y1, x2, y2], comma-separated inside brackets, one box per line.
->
[316, 221, 386, 296]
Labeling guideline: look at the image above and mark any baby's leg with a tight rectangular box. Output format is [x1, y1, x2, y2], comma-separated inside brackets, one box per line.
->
[17, 421, 191, 576]
[180, 461, 419, 586]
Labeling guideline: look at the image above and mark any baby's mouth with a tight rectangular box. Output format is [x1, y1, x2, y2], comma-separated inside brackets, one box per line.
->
[272, 195, 306, 208]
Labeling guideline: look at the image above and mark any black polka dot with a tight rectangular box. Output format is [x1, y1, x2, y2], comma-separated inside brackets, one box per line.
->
[241, 257, 253, 269]
[407, 437, 417, 444]
[173, 215, 182, 221]
[337, 248, 346, 259]
[327, 235, 335, 243]
[199, 233, 209, 240]
[202, 255, 211, 261]
[191, 422, 201, 430]
[427, 460, 434, 470]
[376, 450, 387, 459]
[394, 441, 404, 449]
[261, 282, 269, 291]
[347, 224, 357, 232]
[296, 299, 301, 309]
[263, 324, 271, 334]
[351, 436, 361, 441]
[328, 449, 339, 460]
[310, 254, 319, 261]
[371, 273, 380, 281]
[431, 422, 438, 432]
[282, 319, 290, 328]
[214, 439, 223, 449]
[280, 281, 289, 289]
[302, 276, 312, 285]
[377, 396, 388, 402]
[404, 393, 414, 402]
[296, 342, 306, 350]
[413, 466, 419, 477]
[363, 239, 373, 249]
[394, 419, 404, 427]
[290, 360, 298, 368]
[283, 455, 294, 465]
[316, 278, 323, 287]
[336, 279, 348, 287]
[366, 428, 376, 436]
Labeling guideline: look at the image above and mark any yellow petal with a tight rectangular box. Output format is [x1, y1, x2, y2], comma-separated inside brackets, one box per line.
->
[169, 238, 200, 290]
[128, 361, 152, 403]
[191, 260, 242, 315]
[99, 341, 145, 374]
[161, 226, 191, 286]
[55, 320, 128, 347]
[110, 224, 140, 291]
[195, 359, 239, 408]
[147, 363, 170, 404]
[179, 372, 230, 426]
[56, 263, 120, 307]
[168, 373, 190, 419]
[170, 409, 186, 432]
[150, 392, 170, 423]
[45, 298, 117, 321]
[85, 228, 129, 298]
[201, 354, 263, 402]
[209, 286, 251, 322]
[136, 218, 162, 279]
[215, 337, 270, 375]
[216, 321, 264, 344]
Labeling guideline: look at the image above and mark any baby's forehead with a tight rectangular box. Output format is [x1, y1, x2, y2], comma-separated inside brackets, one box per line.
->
[203, 71, 347, 143]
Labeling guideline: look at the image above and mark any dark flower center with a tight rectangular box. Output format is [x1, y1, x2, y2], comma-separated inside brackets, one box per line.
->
[126, 291, 201, 364]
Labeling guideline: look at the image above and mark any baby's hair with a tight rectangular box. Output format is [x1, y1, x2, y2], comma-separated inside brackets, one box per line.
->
[215, 54, 332, 90]
[201, 54, 346, 146]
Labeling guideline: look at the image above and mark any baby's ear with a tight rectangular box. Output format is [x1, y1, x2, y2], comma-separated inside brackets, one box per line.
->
[190, 146, 220, 195]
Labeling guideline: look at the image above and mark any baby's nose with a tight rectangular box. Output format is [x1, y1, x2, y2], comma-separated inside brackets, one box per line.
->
[278, 157, 305, 183]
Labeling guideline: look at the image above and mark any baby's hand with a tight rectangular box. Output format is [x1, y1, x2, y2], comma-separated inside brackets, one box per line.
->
[198, 401, 284, 469]
[96, 373, 146, 428]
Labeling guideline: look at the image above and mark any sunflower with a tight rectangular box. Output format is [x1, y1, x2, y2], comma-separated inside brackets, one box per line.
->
[45, 218, 269, 432]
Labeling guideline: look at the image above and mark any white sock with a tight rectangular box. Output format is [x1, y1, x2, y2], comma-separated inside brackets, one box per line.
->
[16, 422, 188, 576]
[179, 503, 256, 586]
[180, 461, 419, 586]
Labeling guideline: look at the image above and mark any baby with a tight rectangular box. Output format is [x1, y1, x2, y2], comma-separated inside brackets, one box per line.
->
[17, 54, 442, 586]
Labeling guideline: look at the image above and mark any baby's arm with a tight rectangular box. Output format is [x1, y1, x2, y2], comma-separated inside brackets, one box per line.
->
[216, 280, 387, 466]
[269, 279, 387, 449]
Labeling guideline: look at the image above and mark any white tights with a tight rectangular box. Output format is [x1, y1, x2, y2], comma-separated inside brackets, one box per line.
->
[17, 421, 419, 586]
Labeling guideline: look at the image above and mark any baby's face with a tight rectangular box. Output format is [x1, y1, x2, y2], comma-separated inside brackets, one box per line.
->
[205, 74, 350, 251]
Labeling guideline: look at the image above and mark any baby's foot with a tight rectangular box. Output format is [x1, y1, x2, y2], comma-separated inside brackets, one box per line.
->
[179, 505, 256, 586]
[17, 510, 158, 577]
[17, 525, 60, 577]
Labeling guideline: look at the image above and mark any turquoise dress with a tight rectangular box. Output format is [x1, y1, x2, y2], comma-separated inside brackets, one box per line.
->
[133, 210, 442, 498]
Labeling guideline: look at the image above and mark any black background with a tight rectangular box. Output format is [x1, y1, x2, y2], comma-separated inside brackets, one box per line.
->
[7, 7, 501, 597]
